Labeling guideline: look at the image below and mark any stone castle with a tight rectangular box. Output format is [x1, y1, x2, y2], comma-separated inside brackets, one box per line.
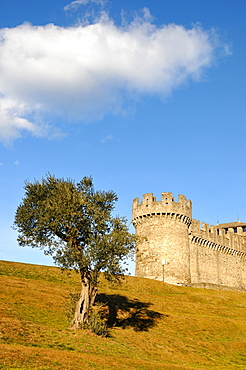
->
[132, 192, 246, 291]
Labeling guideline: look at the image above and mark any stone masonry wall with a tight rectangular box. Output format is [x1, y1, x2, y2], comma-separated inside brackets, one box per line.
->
[190, 227, 246, 290]
[133, 192, 192, 285]
[135, 216, 191, 284]
[133, 192, 246, 291]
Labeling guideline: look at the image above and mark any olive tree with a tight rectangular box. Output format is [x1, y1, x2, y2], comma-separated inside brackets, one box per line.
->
[13, 174, 136, 329]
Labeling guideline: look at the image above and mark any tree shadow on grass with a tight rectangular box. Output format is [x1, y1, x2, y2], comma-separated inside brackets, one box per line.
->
[96, 293, 165, 332]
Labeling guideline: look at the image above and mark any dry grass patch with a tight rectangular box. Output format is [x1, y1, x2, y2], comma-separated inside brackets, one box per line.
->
[0, 260, 246, 369]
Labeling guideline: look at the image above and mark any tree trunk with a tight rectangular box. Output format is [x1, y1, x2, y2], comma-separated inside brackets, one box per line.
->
[71, 271, 98, 329]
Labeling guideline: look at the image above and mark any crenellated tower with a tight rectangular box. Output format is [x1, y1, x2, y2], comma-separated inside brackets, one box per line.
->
[132, 192, 192, 285]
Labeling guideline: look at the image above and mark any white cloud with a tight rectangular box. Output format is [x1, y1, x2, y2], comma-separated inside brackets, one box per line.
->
[101, 134, 113, 143]
[0, 97, 42, 144]
[64, 0, 106, 12]
[0, 11, 230, 143]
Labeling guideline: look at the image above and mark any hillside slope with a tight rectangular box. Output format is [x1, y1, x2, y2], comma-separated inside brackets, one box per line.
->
[0, 260, 246, 369]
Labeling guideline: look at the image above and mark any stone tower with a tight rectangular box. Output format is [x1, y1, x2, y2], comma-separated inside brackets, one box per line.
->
[132, 192, 192, 285]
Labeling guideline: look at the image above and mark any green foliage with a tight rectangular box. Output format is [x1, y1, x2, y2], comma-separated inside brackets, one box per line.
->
[86, 309, 109, 337]
[13, 174, 137, 329]
[13, 174, 136, 282]
[65, 291, 81, 323]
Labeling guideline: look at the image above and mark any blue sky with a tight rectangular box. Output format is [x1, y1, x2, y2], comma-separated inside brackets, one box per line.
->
[0, 0, 246, 275]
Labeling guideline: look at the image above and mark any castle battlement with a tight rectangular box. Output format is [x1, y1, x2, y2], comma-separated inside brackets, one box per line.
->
[132, 192, 192, 226]
[133, 192, 246, 291]
[191, 219, 246, 254]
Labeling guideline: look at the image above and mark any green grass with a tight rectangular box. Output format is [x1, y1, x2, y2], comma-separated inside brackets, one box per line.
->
[0, 260, 246, 369]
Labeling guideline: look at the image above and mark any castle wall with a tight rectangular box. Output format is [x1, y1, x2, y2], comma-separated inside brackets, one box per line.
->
[135, 216, 191, 284]
[133, 192, 246, 291]
[133, 192, 192, 285]
[190, 223, 246, 290]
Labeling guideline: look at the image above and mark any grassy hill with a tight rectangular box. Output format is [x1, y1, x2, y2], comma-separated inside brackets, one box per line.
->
[0, 260, 246, 370]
